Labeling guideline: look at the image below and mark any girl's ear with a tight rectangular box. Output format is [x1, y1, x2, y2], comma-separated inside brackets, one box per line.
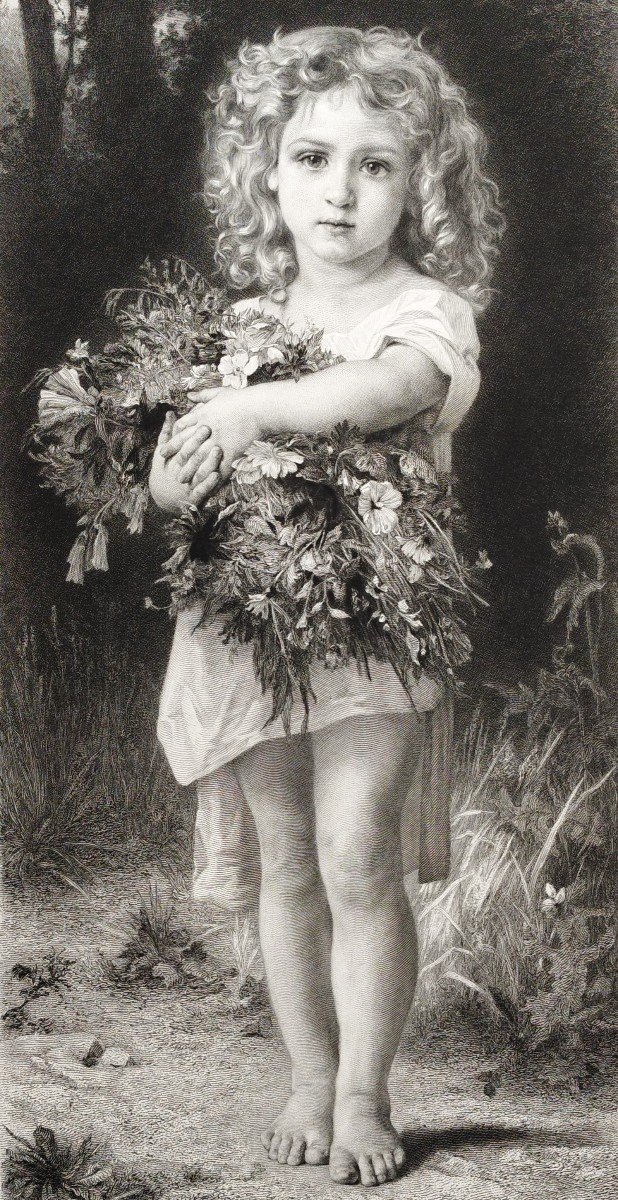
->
[267, 168, 278, 192]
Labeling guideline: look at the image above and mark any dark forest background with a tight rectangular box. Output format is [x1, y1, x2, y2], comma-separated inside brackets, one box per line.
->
[1, 0, 616, 694]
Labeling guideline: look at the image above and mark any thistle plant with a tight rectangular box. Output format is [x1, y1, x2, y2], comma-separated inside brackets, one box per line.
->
[414, 515, 617, 1077]
[3, 1126, 111, 1200]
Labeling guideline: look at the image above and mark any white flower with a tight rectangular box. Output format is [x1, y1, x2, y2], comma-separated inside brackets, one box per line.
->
[66, 339, 90, 363]
[66, 532, 87, 584]
[338, 467, 361, 494]
[180, 363, 217, 390]
[541, 882, 566, 914]
[91, 525, 109, 571]
[397, 599, 423, 629]
[123, 486, 149, 535]
[245, 592, 270, 618]
[476, 549, 493, 570]
[357, 481, 402, 535]
[400, 537, 434, 565]
[233, 441, 304, 483]
[39, 367, 96, 427]
[407, 563, 424, 585]
[300, 549, 332, 576]
[405, 631, 422, 663]
[218, 350, 260, 389]
[266, 345, 286, 364]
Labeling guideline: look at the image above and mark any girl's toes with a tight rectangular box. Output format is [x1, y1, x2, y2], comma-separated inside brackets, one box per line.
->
[260, 1129, 274, 1152]
[372, 1152, 388, 1184]
[277, 1134, 293, 1164]
[393, 1145, 406, 1172]
[329, 1145, 360, 1184]
[305, 1141, 330, 1166]
[288, 1136, 306, 1166]
[268, 1133, 282, 1161]
[382, 1150, 397, 1181]
[358, 1152, 378, 1187]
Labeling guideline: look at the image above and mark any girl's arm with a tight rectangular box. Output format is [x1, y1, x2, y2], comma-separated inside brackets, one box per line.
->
[163, 346, 447, 503]
[250, 344, 446, 436]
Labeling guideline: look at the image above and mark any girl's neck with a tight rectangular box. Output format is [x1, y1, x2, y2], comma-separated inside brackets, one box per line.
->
[289, 249, 404, 308]
[276, 254, 424, 333]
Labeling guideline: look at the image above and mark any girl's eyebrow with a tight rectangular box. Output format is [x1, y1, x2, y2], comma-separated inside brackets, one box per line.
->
[287, 137, 401, 156]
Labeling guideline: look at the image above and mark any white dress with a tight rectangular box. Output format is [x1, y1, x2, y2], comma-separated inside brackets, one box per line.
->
[157, 281, 481, 909]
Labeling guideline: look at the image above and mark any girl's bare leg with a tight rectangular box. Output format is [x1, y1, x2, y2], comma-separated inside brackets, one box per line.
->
[312, 713, 424, 1187]
[232, 734, 338, 1167]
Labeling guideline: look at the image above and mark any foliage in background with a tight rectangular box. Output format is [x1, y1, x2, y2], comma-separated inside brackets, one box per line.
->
[0, 608, 191, 889]
[415, 514, 617, 1084]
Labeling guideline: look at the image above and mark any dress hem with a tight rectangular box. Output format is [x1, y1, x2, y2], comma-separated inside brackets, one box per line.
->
[158, 689, 439, 786]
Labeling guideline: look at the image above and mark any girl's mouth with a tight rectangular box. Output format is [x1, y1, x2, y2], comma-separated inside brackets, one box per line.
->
[320, 220, 355, 230]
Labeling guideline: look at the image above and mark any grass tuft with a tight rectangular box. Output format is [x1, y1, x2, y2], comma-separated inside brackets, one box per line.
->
[0, 611, 192, 889]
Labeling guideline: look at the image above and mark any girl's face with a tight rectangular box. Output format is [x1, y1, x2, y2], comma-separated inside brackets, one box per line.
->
[270, 88, 411, 275]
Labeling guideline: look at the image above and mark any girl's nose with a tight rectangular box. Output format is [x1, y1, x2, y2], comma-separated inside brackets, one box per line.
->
[324, 167, 355, 208]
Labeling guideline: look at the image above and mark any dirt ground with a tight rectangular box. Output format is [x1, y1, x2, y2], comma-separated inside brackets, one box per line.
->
[2, 868, 617, 1200]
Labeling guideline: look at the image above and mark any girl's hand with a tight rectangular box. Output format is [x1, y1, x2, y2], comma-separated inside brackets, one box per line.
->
[160, 396, 263, 506]
[149, 413, 223, 513]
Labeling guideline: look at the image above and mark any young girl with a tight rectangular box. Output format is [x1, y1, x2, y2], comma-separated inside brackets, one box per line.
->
[149, 25, 502, 1187]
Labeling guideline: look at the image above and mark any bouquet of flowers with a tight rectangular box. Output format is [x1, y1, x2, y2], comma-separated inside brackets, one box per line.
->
[29, 258, 488, 731]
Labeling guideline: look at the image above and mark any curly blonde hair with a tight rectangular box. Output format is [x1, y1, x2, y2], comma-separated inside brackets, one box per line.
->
[204, 25, 503, 312]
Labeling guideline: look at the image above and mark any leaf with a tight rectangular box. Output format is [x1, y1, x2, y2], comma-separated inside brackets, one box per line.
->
[563, 532, 606, 580]
[565, 578, 604, 638]
[488, 988, 519, 1027]
[546, 573, 579, 624]
[399, 450, 437, 482]
[33, 1127, 59, 1154]
[444, 971, 493, 1001]
[11, 963, 36, 981]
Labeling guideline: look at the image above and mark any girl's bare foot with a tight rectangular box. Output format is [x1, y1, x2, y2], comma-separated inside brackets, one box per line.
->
[330, 1093, 406, 1186]
[261, 1083, 334, 1166]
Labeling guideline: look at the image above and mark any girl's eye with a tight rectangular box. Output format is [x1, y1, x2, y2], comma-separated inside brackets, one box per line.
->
[298, 153, 326, 169]
[363, 161, 389, 177]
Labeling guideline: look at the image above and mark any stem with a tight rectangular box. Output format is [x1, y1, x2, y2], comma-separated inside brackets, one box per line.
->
[585, 601, 600, 691]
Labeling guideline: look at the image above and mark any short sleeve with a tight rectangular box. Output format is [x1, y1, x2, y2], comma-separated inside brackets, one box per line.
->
[366, 287, 481, 435]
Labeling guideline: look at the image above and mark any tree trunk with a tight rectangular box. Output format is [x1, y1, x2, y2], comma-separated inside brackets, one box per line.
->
[86, 0, 160, 147]
[18, 0, 63, 159]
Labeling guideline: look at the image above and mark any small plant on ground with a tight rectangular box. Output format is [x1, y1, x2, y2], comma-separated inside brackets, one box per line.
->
[416, 514, 617, 1090]
[3, 1126, 157, 1200]
[228, 915, 270, 1034]
[229, 914, 263, 993]
[2, 951, 73, 1033]
[3, 1126, 111, 1200]
[104, 884, 224, 993]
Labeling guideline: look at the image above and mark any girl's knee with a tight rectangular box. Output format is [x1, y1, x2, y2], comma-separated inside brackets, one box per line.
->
[258, 828, 321, 900]
[317, 826, 403, 910]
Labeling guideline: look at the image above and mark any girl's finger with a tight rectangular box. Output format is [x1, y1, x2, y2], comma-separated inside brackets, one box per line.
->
[190, 472, 221, 505]
[187, 387, 221, 405]
[178, 439, 219, 483]
[157, 411, 176, 446]
[174, 431, 211, 468]
[160, 425, 211, 460]
[174, 407, 205, 431]
[191, 446, 224, 484]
